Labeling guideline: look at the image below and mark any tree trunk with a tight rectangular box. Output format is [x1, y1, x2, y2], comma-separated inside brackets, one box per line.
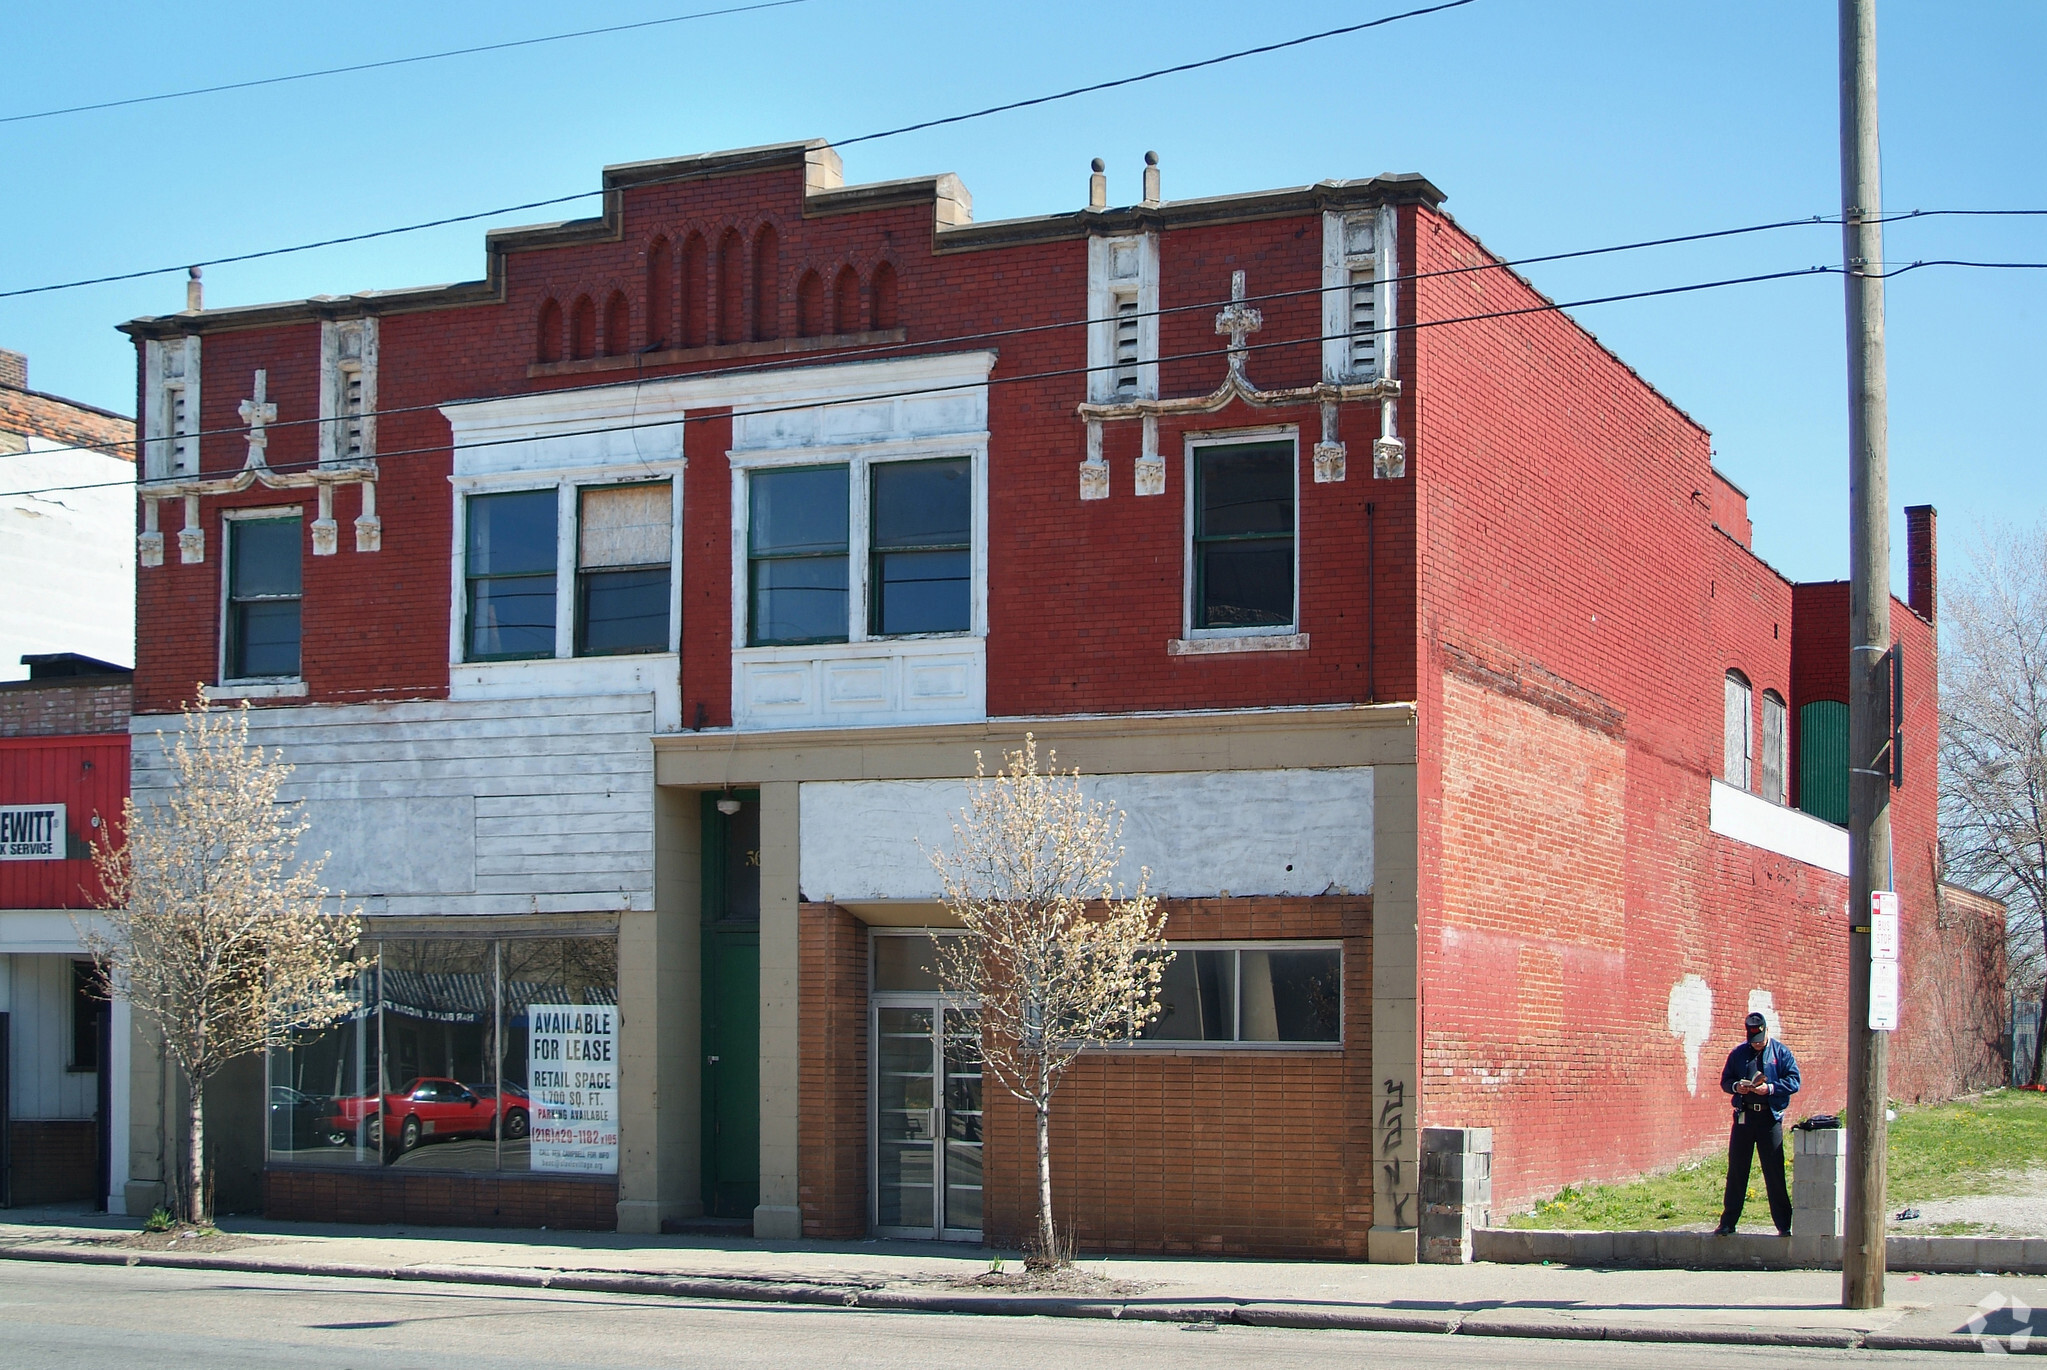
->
[2033, 979, 2047, 1088]
[185, 1077, 206, 1225]
[1036, 1062, 1055, 1263]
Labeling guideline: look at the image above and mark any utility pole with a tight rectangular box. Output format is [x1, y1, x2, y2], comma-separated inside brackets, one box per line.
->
[1839, 0, 1892, 1312]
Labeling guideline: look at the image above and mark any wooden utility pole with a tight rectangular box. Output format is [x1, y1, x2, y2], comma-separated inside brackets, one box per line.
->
[1839, 0, 1892, 1312]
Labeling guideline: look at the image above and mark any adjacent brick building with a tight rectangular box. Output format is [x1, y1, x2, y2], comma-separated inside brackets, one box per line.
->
[113, 140, 1991, 1254]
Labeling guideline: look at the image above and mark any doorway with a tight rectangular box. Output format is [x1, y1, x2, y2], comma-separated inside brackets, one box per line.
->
[869, 933, 982, 1241]
[700, 792, 760, 1221]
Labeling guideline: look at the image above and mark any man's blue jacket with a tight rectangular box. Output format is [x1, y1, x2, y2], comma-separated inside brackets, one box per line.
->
[1720, 1038, 1801, 1123]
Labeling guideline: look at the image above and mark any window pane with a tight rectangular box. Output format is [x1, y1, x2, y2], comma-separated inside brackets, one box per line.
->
[467, 490, 558, 576]
[1198, 444, 1292, 538]
[874, 549, 970, 635]
[468, 574, 556, 658]
[1199, 541, 1293, 629]
[580, 484, 671, 569]
[873, 934, 951, 993]
[231, 600, 301, 678]
[269, 955, 379, 1166]
[499, 937, 620, 1176]
[1240, 949, 1342, 1043]
[377, 939, 498, 1172]
[579, 567, 670, 655]
[230, 519, 301, 597]
[750, 556, 848, 644]
[750, 466, 848, 556]
[872, 459, 970, 550]
[1141, 949, 1235, 1041]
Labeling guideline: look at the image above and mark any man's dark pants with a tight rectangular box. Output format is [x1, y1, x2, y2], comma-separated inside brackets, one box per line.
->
[1721, 1112, 1792, 1233]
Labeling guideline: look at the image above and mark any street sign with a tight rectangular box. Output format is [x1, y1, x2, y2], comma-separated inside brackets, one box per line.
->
[1869, 890, 1900, 1031]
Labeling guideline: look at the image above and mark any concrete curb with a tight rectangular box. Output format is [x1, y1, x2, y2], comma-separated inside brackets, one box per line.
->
[5, 1244, 2041, 1354]
[1475, 1227, 2047, 1275]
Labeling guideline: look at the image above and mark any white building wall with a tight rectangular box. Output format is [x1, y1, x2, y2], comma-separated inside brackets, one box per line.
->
[797, 767, 1376, 904]
[0, 441, 135, 678]
[129, 694, 657, 917]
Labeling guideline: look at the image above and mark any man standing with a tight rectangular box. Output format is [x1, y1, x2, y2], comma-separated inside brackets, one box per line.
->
[1716, 1010, 1801, 1236]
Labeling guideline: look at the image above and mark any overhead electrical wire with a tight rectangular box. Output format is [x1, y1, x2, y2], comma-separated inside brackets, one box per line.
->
[0, 0, 1481, 301]
[0, 0, 820, 126]
[6, 261, 1849, 501]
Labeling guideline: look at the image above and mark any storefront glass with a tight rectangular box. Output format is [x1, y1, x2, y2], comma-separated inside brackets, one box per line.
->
[266, 934, 618, 1175]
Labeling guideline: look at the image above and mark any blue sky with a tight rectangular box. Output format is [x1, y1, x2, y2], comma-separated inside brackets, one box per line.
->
[3, 1, 2039, 586]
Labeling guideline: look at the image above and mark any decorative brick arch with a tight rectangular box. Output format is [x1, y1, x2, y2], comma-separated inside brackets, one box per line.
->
[796, 269, 826, 337]
[536, 297, 564, 363]
[569, 295, 597, 360]
[681, 232, 710, 347]
[715, 229, 745, 345]
[869, 259, 899, 331]
[832, 265, 861, 337]
[602, 290, 630, 357]
[646, 236, 675, 350]
[752, 225, 781, 342]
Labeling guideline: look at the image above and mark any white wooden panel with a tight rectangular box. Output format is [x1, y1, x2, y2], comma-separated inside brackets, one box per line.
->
[131, 695, 656, 915]
[7, 954, 95, 1120]
[799, 768, 1375, 903]
[735, 639, 984, 731]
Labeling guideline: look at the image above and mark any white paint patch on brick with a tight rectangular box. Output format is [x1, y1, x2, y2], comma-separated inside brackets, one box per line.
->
[1747, 988, 1779, 1041]
[1667, 974, 1715, 1095]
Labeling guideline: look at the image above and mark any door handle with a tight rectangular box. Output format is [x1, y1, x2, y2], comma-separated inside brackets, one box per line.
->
[707, 1055, 720, 1064]
[930, 1107, 941, 1140]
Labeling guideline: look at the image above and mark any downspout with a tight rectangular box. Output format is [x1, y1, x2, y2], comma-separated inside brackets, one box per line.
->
[1365, 501, 1377, 703]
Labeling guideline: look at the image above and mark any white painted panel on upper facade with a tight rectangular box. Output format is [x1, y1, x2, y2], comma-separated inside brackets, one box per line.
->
[799, 768, 1375, 903]
[131, 695, 655, 916]
[300, 796, 477, 897]
[736, 638, 985, 731]
[1708, 779, 1849, 876]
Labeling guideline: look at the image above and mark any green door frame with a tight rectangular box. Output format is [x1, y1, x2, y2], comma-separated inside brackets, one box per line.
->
[700, 791, 762, 1220]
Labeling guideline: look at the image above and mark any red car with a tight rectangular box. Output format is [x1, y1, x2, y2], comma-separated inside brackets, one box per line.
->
[325, 1077, 524, 1153]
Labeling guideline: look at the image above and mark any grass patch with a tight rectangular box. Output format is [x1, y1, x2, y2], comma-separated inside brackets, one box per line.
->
[1510, 1089, 2047, 1230]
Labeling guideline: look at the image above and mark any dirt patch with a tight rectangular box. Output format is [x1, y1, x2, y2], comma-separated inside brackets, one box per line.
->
[947, 1266, 1149, 1296]
[1890, 1168, 2047, 1238]
[109, 1229, 270, 1254]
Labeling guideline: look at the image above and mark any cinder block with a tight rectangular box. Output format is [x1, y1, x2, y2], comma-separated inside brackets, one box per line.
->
[1473, 1228, 1533, 1263]
[1529, 1229, 1572, 1263]
[1656, 1230, 1702, 1268]
[1611, 1230, 1656, 1265]
[1573, 1231, 1615, 1266]
[1793, 1127, 1847, 1157]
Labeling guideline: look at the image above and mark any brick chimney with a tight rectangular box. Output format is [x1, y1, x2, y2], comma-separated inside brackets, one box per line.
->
[1906, 504, 1937, 621]
[0, 347, 25, 390]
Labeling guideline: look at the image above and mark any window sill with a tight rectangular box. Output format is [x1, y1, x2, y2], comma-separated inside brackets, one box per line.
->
[1168, 633, 1309, 656]
[1091, 1040, 1344, 1054]
[204, 680, 308, 700]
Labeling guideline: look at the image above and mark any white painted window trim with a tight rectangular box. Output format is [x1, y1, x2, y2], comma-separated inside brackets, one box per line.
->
[319, 317, 378, 465]
[1181, 425, 1301, 641]
[728, 437, 991, 652]
[1086, 233, 1160, 402]
[447, 464, 686, 666]
[1094, 939, 1346, 1053]
[143, 336, 201, 480]
[217, 504, 305, 689]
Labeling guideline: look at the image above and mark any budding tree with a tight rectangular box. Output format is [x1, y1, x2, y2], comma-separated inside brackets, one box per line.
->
[926, 736, 1168, 1263]
[87, 699, 363, 1222]
[1938, 519, 2047, 1086]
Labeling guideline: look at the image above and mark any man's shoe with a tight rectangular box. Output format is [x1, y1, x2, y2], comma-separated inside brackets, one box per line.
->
[1777, 1228, 1792, 1239]
[1713, 1223, 1736, 1236]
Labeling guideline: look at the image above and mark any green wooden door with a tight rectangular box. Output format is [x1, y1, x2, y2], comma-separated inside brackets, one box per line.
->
[701, 793, 761, 1220]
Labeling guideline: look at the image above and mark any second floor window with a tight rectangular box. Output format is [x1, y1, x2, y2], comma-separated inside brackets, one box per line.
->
[226, 515, 302, 680]
[1723, 670, 1754, 790]
[466, 489, 558, 661]
[1191, 440, 1295, 632]
[749, 465, 849, 646]
[870, 458, 970, 635]
[577, 483, 671, 655]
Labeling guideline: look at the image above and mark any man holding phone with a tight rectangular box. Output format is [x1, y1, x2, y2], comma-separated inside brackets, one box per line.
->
[1715, 1010, 1801, 1236]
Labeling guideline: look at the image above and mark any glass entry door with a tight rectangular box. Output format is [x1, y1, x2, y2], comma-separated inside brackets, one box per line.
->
[872, 1000, 981, 1240]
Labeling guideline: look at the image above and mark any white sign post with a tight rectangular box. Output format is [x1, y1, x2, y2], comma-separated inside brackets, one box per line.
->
[0, 804, 66, 860]
[526, 1003, 619, 1175]
[1868, 890, 1900, 1032]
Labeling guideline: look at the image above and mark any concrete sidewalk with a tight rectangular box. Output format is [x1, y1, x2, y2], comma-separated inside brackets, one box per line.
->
[3, 1210, 2044, 1355]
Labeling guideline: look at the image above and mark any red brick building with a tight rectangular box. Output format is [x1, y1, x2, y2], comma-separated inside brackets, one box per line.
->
[114, 141, 1986, 1254]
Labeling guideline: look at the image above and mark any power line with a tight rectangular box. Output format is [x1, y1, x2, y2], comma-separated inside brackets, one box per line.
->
[0, 0, 819, 126]
[0, 0, 1479, 302]
[7, 261, 1838, 502]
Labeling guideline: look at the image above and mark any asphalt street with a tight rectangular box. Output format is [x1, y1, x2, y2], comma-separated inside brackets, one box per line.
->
[0, 1261, 1982, 1369]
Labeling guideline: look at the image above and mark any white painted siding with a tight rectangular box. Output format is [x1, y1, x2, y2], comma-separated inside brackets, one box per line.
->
[4, 953, 96, 1120]
[130, 694, 656, 918]
[799, 768, 1375, 903]
[1708, 778, 1849, 876]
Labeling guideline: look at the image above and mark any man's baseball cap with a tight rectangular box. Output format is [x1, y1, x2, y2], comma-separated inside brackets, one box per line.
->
[1745, 1012, 1769, 1032]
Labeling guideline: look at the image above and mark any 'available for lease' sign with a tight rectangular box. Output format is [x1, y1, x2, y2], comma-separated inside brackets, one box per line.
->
[526, 1003, 619, 1175]
[1, 804, 65, 860]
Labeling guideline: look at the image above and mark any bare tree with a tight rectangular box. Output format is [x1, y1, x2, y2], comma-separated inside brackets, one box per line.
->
[925, 736, 1169, 1264]
[86, 699, 364, 1223]
[1939, 519, 2047, 1087]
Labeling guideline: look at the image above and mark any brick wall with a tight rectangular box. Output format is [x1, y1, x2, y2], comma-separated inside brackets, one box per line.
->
[799, 895, 1373, 1257]
[0, 680, 131, 738]
[7, 1120, 97, 1206]
[263, 1166, 618, 1229]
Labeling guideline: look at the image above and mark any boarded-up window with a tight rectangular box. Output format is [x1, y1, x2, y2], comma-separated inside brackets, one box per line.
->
[578, 483, 672, 656]
[1723, 671, 1753, 790]
[1760, 691, 1788, 804]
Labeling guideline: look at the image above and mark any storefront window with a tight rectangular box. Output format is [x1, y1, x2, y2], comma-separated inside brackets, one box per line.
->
[266, 934, 619, 1175]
